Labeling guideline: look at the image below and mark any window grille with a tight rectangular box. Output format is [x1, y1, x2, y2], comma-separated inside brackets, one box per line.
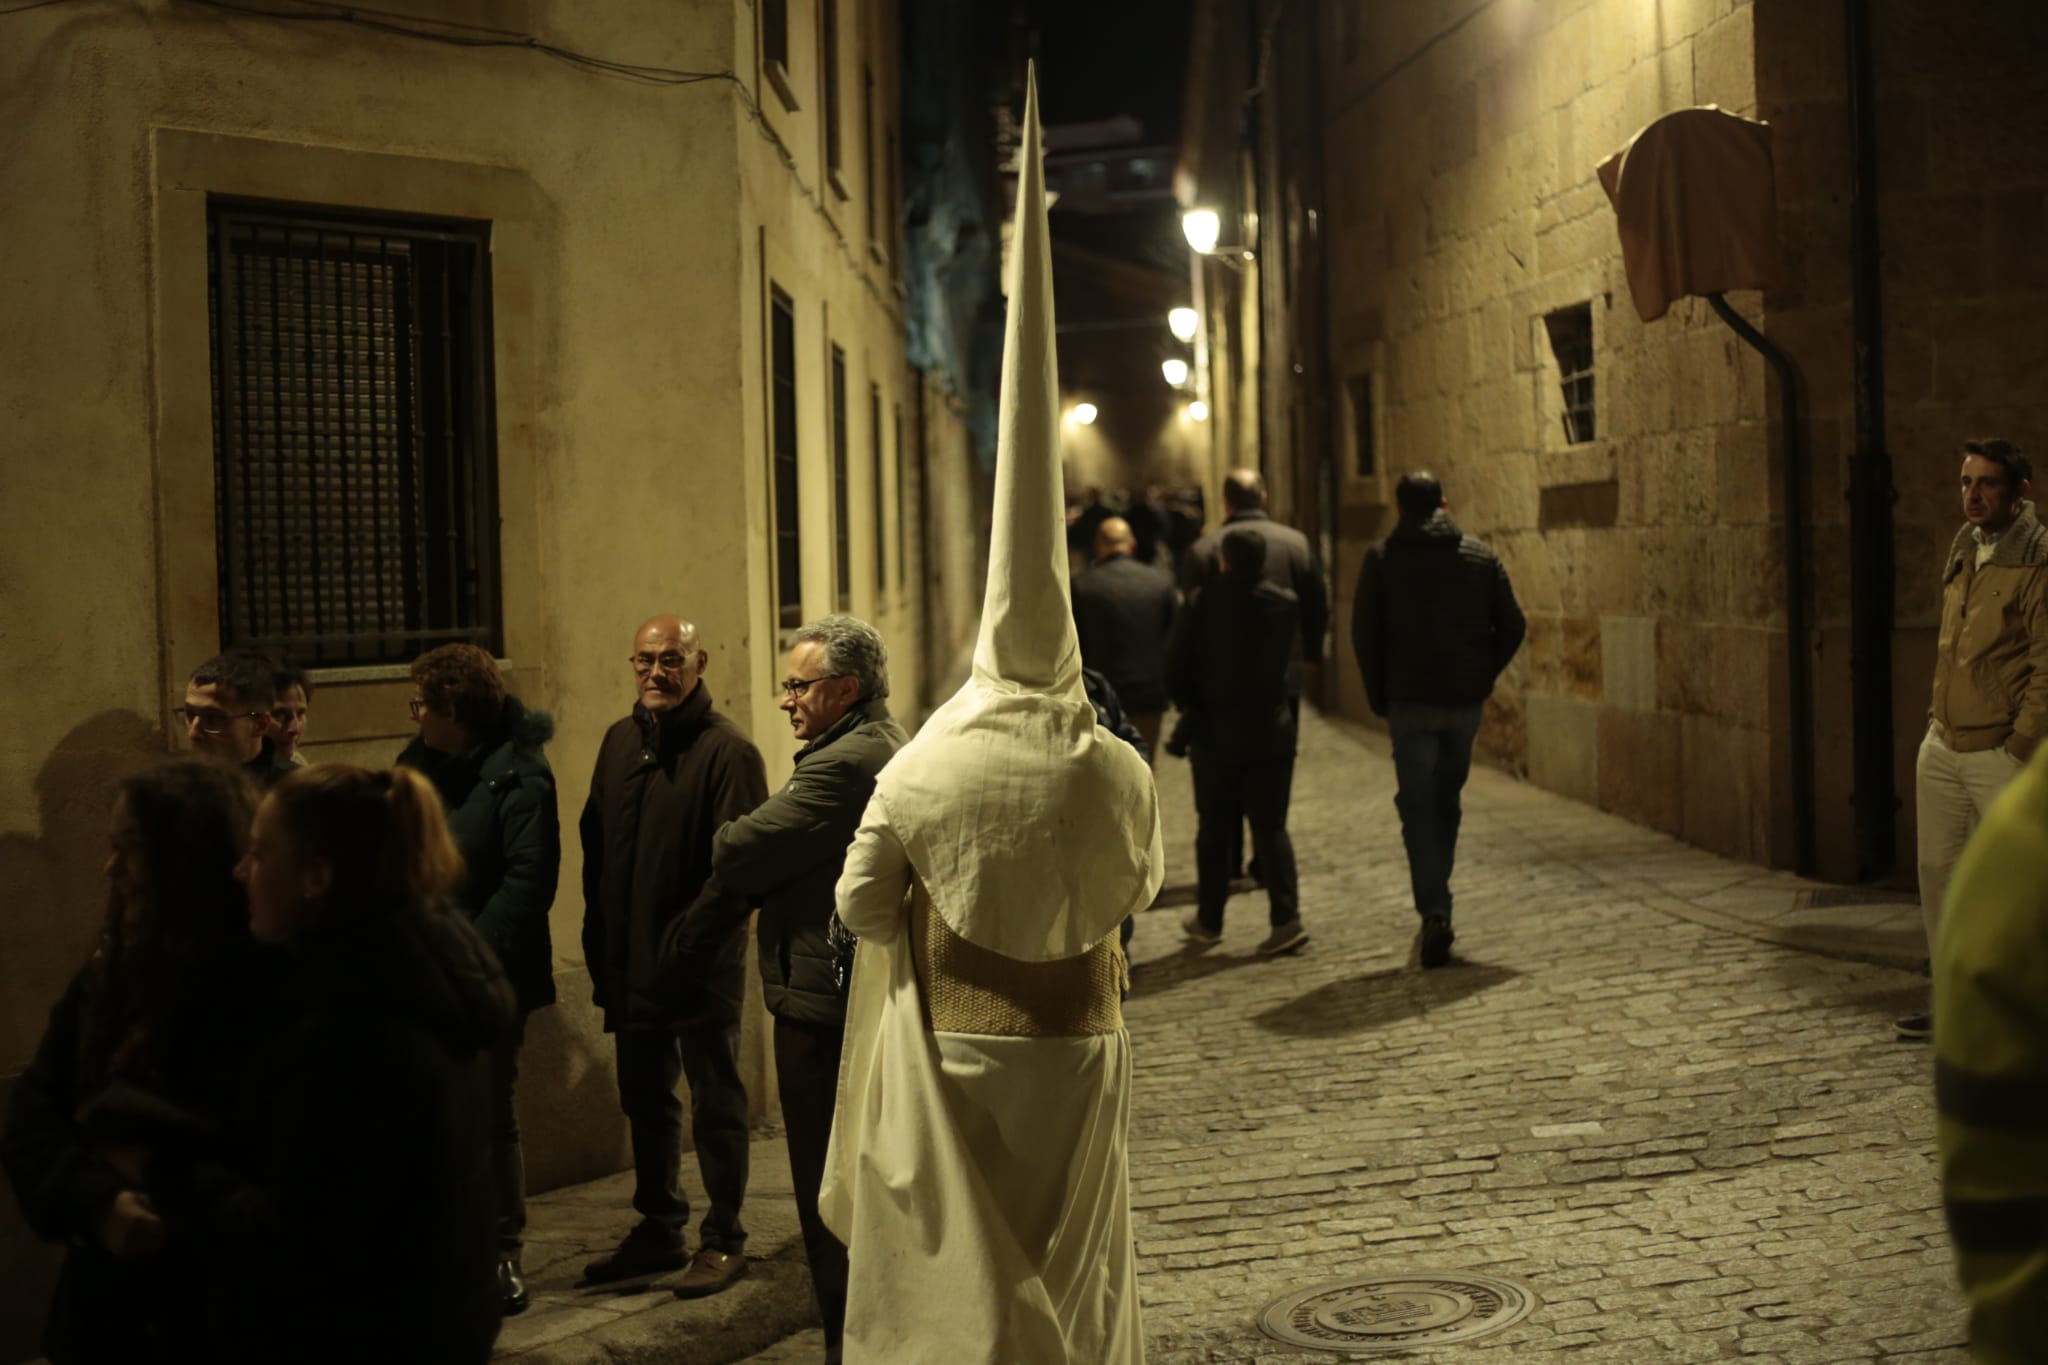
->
[822, 0, 842, 177]
[1347, 373, 1375, 478]
[871, 384, 885, 592]
[831, 344, 851, 611]
[770, 287, 803, 629]
[1544, 303, 1596, 444]
[207, 201, 500, 668]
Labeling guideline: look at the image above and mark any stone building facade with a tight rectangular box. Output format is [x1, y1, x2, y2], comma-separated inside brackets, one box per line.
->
[1179, 0, 2048, 881]
[0, 2, 984, 1355]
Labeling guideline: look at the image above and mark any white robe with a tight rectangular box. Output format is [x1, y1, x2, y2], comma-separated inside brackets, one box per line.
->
[819, 794, 1146, 1365]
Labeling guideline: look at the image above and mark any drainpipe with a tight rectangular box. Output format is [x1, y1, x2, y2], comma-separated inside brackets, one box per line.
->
[1707, 294, 1814, 874]
[1845, 0, 1897, 879]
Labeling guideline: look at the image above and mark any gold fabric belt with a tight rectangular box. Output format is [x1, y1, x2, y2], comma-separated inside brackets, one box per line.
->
[907, 877, 1126, 1037]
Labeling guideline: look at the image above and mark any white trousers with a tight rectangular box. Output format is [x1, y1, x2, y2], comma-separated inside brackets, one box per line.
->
[1916, 724, 2025, 948]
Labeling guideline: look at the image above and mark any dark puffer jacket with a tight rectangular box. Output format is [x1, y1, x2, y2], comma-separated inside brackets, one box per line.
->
[675, 698, 906, 1026]
[156, 901, 515, 1365]
[398, 695, 561, 1012]
[1351, 510, 1526, 715]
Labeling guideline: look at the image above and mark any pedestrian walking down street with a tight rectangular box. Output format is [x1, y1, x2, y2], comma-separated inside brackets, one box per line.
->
[580, 615, 765, 1295]
[1351, 471, 1526, 968]
[1178, 468, 1329, 701]
[669, 615, 905, 1360]
[1168, 527, 1309, 956]
[177, 650, 297, 789]
[396, 643, 561, 1315]
[1, 761, 278, 1365]
[1903, 438, 2046, 1041]
[270, 662, 313, 767]
[1933, 743, 2048, 1362]
[1072, 514, 1178, 762]
[183, 765, 513, 1365]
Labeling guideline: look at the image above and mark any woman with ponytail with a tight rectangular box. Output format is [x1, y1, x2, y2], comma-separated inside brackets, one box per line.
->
[2, 760, 275, 1364]
[154, 764, 514, 1365]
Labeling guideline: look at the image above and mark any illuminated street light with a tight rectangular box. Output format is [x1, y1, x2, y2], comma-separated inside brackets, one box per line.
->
[1168, 306, 1198, 343]
[1071, 402, 1099, 425]
[1161, 358, 1190, 387]
[1181, 208, 1221, 255]
[1187, 399, 1209, 422]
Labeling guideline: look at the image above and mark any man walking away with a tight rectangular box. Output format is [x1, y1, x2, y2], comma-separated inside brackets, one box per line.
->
[670, 615, 905, 1359]
[1072, 515, 1178, 759]
[1352, 471, 1525, 968]
[1903, 437, 2047, 1041]
[580, 615, 766, 1295]
[1179, 468, 1329, 701]
[1168, 527, 1307, 955]
[178, 649, 296, 788]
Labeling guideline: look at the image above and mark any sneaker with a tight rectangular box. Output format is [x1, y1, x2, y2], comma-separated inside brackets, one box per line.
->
[671, 1246, 748, 1299]
[582, 1221, 688, 1285]
[1420, 915, 1455, 969]
[1181, 914, 1223, 946]
[1257, 921, 1309, 956]
[1895, 1012, 1932, 1041]
[497, 1257, 531, 1316]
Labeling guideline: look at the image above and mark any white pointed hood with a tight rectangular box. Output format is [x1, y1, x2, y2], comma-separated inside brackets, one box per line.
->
[859, 65, 1163, 962]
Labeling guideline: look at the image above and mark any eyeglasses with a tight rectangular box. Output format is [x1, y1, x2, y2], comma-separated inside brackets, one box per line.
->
[408, 698, 427, 720]
[779, 674, 849, 700]
[174, 705, 265, 736]
[631, 652, 692, 675]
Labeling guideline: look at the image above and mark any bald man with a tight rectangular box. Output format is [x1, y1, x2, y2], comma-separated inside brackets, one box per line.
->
[579, 615, 767, 1295]
[1072, 515, 1178, 759]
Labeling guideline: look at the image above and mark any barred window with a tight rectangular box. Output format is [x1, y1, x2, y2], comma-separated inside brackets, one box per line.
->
[831, 344, 851, 611]
[1544, 303, 1596, 445]
[207, 201, 500, 668]
[770, 287, 803, 629]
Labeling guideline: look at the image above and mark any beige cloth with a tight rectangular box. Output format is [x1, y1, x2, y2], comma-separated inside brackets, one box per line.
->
[1598, 106, 1781, 322]
[818, 64, 1159, 1364]
[1915, 724, 2026, 948]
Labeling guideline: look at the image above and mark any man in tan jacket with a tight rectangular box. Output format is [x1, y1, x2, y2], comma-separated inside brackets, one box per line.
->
[1903, 438, 2047, 1040]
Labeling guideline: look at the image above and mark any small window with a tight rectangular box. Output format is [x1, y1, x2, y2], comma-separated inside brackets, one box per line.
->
[762, 0, 795, 108]
[1346, 373, 1376, 478]
[863, 65, 879, 258]
[888, 129, 903, 281]
[894, 402, 908, 591]
[207, 200, 500, 667]
[831, 344, 851, 610]
[871, 383, 886, 592]
[822, 0, 843, 186]
[1545, 303, 1596, 444]
[770, 288, 802, 629]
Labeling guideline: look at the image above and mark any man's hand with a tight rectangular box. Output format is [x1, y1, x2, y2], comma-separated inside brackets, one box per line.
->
[97, 1189, 166, 1258]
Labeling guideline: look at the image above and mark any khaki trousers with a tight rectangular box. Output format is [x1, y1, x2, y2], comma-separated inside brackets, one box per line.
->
[1916, 724, 2026, 948]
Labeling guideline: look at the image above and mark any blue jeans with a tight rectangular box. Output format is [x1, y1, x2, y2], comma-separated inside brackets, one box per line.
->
[1387, 702, 1484, 923]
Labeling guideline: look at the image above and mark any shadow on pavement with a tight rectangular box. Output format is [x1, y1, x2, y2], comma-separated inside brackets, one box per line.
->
[1146, 882, 1200, 911]
[1252, 961, 1522, 1039]
[1126, 945, 1272, 999]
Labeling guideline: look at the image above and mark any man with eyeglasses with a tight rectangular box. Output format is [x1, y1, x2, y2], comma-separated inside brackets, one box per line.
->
[178, 649, 296, 788]
[578, 615, 766, 1296]
[665, 614, 904, 1357]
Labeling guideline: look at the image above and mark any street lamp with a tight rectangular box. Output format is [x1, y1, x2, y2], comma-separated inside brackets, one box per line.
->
[1161, 358, 1190, 388]
[1070, 402, 1098, 426]
[1181, 208, 1221, 255]
[1167, 306, 1198, 343]
[1187, 399, 1209, 422]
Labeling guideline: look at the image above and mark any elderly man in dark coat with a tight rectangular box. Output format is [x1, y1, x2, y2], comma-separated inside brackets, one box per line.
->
[668, 614, 905, 1353]
[580, 614, 767, 1294]
[1072, 516, 1178, 760]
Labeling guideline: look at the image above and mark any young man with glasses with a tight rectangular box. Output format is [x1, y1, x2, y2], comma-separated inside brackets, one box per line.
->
[178, 649, 296, 788]
[578, 614, 766, 1296]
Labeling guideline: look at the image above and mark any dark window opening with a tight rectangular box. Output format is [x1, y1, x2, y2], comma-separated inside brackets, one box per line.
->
[822, 0, 842, 180]
[207, 200, 500, 668]
[1346, 372, 1375, 478]
[894, 403, 907, 592]
[763, 0, 789, 81]
[770, 287, 802, 629]
[1545, 303, 1596, 445]
[863, 65, 878, 255]
[888, 129, 903, 280]
[870, 384, 885, 592]
[831, 344, 851, 610]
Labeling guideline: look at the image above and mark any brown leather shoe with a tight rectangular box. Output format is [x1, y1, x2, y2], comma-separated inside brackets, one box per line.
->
[670, 1246, 748, 1299]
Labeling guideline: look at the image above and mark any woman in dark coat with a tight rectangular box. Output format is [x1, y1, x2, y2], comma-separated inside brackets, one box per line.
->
[1, 760, 272, 1364]
[155, 763, 515, 1365]
[396, 642, 560, 1313]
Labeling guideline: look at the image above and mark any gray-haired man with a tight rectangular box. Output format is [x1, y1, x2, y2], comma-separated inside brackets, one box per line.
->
[667, 615, 905, 1354]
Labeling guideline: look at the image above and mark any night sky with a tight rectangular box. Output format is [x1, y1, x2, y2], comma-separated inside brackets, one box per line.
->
[1028, 0, 1191, 144]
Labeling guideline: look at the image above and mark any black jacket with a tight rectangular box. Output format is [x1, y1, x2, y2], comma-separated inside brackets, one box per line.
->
[683, 698, 907, 1026]
[156, 901, 515, 1365]
[1166, 577, 1302, 763]
[1351, 510, 1527, 715]
[1, 940, 286, 1365]
[398, 695, 562, 1013]
[1071, 553, 1178, 714]
[580, 683, 768, 1032]
[1179, 509, 1330, 691]
[1083, 667, 1151, 760]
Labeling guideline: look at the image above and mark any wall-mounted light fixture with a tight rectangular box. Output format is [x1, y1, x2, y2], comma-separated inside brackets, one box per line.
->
[1181, 207, 1253, 266]
[1161, 358, 1190, 388]
[1187, 400, 1210, 422]
[1167, 306, 1199, 343]
[1069, 402, 1099, 426]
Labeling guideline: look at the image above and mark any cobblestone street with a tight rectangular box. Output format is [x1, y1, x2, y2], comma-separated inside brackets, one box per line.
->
[1118, 708, 1961, 1362]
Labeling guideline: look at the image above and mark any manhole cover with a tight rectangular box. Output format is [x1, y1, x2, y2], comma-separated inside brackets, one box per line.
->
[1256, 1272, 1537, 1353]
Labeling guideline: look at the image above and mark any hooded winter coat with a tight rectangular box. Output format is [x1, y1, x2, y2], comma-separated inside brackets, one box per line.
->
[153, 900, 515, 1365]
[580, 682, 768, 1032]
[398, 694, 561, 1012]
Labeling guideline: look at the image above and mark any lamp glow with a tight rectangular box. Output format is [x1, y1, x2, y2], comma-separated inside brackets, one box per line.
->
[1161, 358, 1190, 387]
[1072, 402, 1098, 425]
[1187, 400, 1209, 422]
[1168, 306, 1198, 343]
[1181, 208, 1221, 255]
